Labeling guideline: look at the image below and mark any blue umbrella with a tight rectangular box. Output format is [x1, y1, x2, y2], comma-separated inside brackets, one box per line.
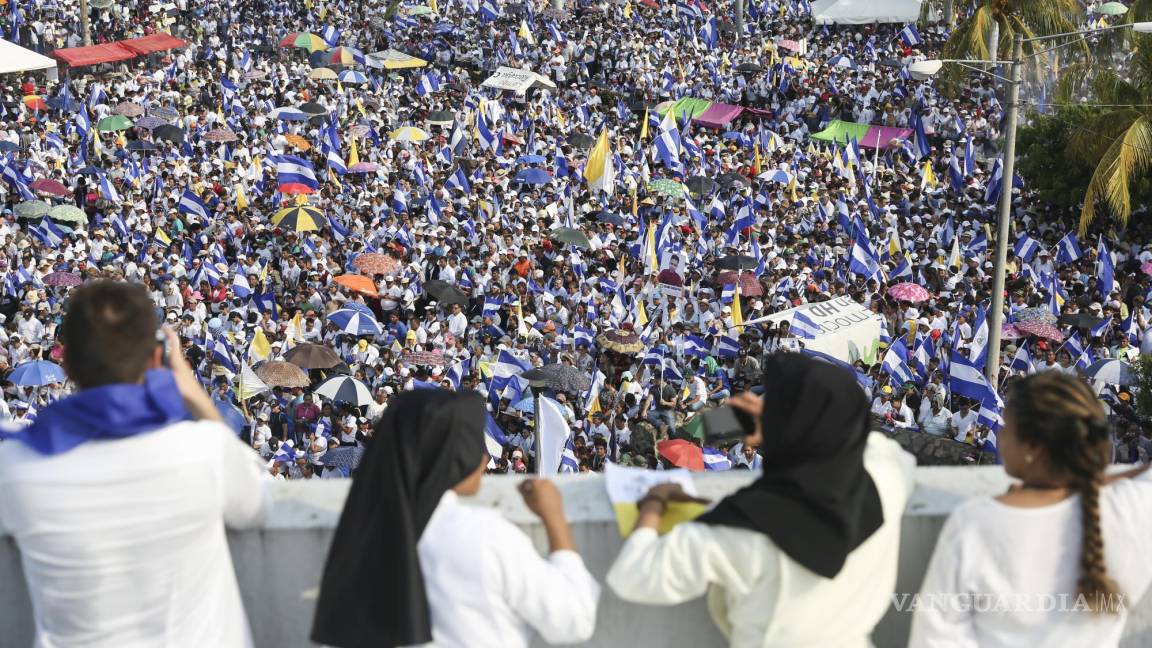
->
[269, 107, 309, 121]
[827, 54, 857, 70]
[511, 397, 536, 413]
[338, 69, 369, 84]
[47, 96, 83, 112]
[516, 154, 547, 165]
[9, 361, 67, 386]
[76, 166, 106, 176]
[127, 140, 157, 151]
[340, 301, 376, 317]
[596, 211, 625, 226]
[0, 141, 17, 152]
[327, 309, 383, 335]
[515, 168, 552, 185]
[314, 375, 374, 406]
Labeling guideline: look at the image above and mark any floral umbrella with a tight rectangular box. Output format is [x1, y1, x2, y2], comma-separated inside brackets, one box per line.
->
[715, 271, 763, 296]
[42, 271, 82, 287]
[402, 351, 448, 367]
[1000, 323, 1024, 340]
[1015, 320, 1065, 341]
[1014, 306, 1057, 325]
[597, 329, 645, 354]
[254, 361, 311, 388]
[352, 252, 401, 275]
[887, 282, 931, 302]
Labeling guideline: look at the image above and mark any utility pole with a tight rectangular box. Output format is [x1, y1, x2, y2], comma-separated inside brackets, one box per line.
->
[81, 0, 92, 46]
[984, 33, 1023, 389]
[735, 0, 744, 46]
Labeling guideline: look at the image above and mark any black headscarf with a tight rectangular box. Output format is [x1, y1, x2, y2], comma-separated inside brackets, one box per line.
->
[697, 353, 883, 579]
[311, 389, 488, 648]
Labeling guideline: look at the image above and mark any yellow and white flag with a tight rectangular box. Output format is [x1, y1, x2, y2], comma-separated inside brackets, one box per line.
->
[248, 328, 272, 363]
[582, 129, 615, 197]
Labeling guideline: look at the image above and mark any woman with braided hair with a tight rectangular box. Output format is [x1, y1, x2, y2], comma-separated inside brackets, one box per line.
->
[910, 371, 1152, 647]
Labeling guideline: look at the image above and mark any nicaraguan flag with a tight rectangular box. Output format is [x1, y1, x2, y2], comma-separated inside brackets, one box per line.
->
[177, 188, 210, 220]
[898, 24, 922, 47]
[1013, 233, 1040, 262]
[276, 155, 319, 193]
[791, 310, 822, 339]
[703, 447, 733, 471]
[1054, 232, 1082, 265]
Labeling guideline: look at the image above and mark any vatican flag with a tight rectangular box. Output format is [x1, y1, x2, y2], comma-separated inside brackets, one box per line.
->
[235, 184, 249, 211]
[582, 129, 615, 197]
[248, 328, 272, 363]
[518, 19, 535, 44]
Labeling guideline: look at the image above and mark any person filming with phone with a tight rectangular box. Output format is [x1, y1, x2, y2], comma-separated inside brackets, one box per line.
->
[0, 281, 270, 648]
[606, 353, 915, 648]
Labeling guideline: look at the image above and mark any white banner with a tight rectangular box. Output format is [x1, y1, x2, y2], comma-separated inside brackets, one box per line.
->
[744, 295, 882, 364]
[481, 66, 557, 94]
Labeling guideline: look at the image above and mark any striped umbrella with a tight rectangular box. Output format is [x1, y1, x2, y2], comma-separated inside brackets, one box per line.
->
[326, 309, 383, 335]
[279, 32, 329, 52]
[338, 69, 369, 84]
[326, 46, 365, 65]
[314, 376, 374, 406]
[389, 126, 430, 142]
[272, 205, 323, 232]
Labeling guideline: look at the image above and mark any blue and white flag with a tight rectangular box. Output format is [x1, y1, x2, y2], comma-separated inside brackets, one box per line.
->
[1013, 233, 1040, 262]
[703, 447, 733, 471]
[416, 71, 441, 97]
[177, 188, 210, 220]
[1010, 343, 1033, 373]
[791, 311, 822, 339]
[1096, 238, 1114, 299]
[897, 24, 922, 47]
[948, 350, 993, 401]
[849, 226, 881, 277]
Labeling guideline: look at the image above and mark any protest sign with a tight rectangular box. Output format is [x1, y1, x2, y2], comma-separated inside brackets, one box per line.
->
[744, 296, 883, 364]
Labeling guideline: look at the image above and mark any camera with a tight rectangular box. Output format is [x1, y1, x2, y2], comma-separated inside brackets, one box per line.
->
[702, 406, 756, 444]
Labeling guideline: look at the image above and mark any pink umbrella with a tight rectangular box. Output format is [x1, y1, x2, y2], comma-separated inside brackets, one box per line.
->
[887, 282, 931, 303]
[1142, 262, 1152, 276]
[31, 178, 71, 197]
[1015, 320, 1065, 341]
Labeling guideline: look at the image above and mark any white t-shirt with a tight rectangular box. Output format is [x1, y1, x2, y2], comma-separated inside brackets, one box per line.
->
[910, 470, 1152, 647]
[0, 421, 270, 648]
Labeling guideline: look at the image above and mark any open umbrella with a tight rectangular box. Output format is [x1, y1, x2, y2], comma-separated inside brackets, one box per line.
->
[550, 227, 592, 248]
[1014, 320, 1065, 341]
[48, 204, 86, 223]
[1014, 306, 1057, 324]
[321, 446, 364, 474]
[254, 360, 312, 388]
[347, 162, 380, 174]
[204, 128, 238, 143]
[314, 375, 375, 406]
[887, 282, 931, 303]
[9, 360, 67, 386]
[31, 179, 70, 197]
[284, 133, 312, 151]
[685, 176, 718, 195]
[126, 140, 157, 151]
[113, 102, 146, 117]
[1000, 323, 1024, 340]
[1084, 359, 1136, 385]
[298, 101, 329, 116]
[647, 178, 687, 199]
[403, 351, 449, 367]
[1058, 313, 1106, 330]
[515, 168, 552, 185]
[280, 32, 329, 52]
[389, 126, 430, 142]
[23, 96, 48, 111]
[596, 211, 625, 226]
[717, 171, 749, 188]
[42, 271, 82, 287]
[735, 62, 764, 73]
[326, 46, 366, 65]
[656, 438, 704, 471]
[327, 309, 384, 335]
[15, 200, 50, 218]
[427, 110, 455, 127]
[272, 205, 323, 232]
[520, 364, 591, 393]
[597, 328, 645, 354]
[758, 168, 793, 183]
[568, 133, 595, 148]
[134, 115, 168, 130]
[152, 124, 185, 143]
[309, 67, 339, 81]
[338, 69, 369, 84]
[333, 274, 379, 296]
[285, 343, 342, 369]
[1094, 1, 1129, 14]
[715, 255, 758, 271]
[97, 115, 133, 132]
[147, 106, 180, 121]
[270, 106, 309, 121]
[352, 252, 401, 275]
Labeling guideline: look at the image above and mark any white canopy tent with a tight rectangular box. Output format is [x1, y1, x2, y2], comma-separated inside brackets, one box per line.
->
[0, 40, 58, 76]
[812, 0, 922, 24]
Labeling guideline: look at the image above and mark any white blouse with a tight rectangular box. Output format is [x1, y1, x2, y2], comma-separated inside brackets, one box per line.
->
[606, 434, 916, 648]
[413, 490, 600, 648]
[909, 469, 1152, 648]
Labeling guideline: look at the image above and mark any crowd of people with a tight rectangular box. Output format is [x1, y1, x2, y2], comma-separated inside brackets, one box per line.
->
[0, 0, 1149, 478]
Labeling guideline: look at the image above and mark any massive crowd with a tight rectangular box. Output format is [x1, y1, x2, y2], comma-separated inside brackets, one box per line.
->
[0, 0, 1149, 476]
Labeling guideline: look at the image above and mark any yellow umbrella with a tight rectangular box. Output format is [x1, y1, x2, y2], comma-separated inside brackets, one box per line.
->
[309, 67, 338, 80]
[389, 126, 430, 142]
[368, 49, 428, 69]
[271, 205, 323, 232]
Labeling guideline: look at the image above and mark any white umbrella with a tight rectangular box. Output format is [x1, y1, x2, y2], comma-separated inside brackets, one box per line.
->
[314, 376, 374, 406]
[1085, 359, 1137, 385]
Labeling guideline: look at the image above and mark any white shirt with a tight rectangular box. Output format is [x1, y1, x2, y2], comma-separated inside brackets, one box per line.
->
[910, 470, 1152, 647]
[0, 421, 270, 648]
[607, 434, 915, 648]
[415, 491, 599, 647]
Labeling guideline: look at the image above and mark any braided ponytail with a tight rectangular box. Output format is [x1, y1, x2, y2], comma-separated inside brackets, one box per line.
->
[1008, 373, 1122, 614]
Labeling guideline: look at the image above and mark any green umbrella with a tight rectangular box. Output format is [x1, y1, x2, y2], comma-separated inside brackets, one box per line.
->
[48, 204, 87, 224]
[647, 178, 687, 200]
[1095, 1, 1128, 14]
[550, 227, 592, 248]
[14, 200, 51, 219]
[408, 5, 435, 14]
[97, 115, 133, 132]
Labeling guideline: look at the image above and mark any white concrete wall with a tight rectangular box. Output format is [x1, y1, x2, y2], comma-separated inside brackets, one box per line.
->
[3, 467, 1152, 647]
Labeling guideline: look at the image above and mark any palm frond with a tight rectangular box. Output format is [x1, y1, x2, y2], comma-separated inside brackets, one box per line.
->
[1068, 108, 1144, 163]
[1079, 117, 1152, 232]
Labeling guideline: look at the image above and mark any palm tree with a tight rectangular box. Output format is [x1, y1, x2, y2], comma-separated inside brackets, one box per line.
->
[1068, 34, 1152, 232]
[938, 0, 1083, 83]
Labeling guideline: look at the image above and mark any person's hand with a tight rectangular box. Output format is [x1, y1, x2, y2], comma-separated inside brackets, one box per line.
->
[728, 391, 763, 446]
[518, 478, 565, 521]
[162, 325, 222, 423]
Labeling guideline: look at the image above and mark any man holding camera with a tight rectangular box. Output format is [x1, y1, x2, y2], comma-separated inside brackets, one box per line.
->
[0, 282, 268, 648]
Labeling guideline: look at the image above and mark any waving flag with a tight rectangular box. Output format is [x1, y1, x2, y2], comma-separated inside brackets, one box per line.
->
[583, 129, 615, 196]
[416, 71, 441, 97]
[1010, 343, 1033, 374]
[1054, 232, 1082, 265]
[703, 447, 732, 470]
[1013, 233, 1040, 262]
[177, 188, 210, 220]
[791, 311, 822, 339]
[898, 24, 922, 47]
[1096, 238, 1114, 299]
[276, 155, 319, 194]
[848, 226, 881, 277]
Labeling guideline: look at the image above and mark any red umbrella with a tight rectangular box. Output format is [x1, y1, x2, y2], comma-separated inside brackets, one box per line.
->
[715, 271, 763, 296]
[887, 282, 931, 303]
[31, 179, 71, 197]
[657, 439, 704, 471]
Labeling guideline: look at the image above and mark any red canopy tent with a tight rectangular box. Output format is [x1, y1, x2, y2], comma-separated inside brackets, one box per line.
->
[119, 33, 187, 55]
[53, 43, 136, 67]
